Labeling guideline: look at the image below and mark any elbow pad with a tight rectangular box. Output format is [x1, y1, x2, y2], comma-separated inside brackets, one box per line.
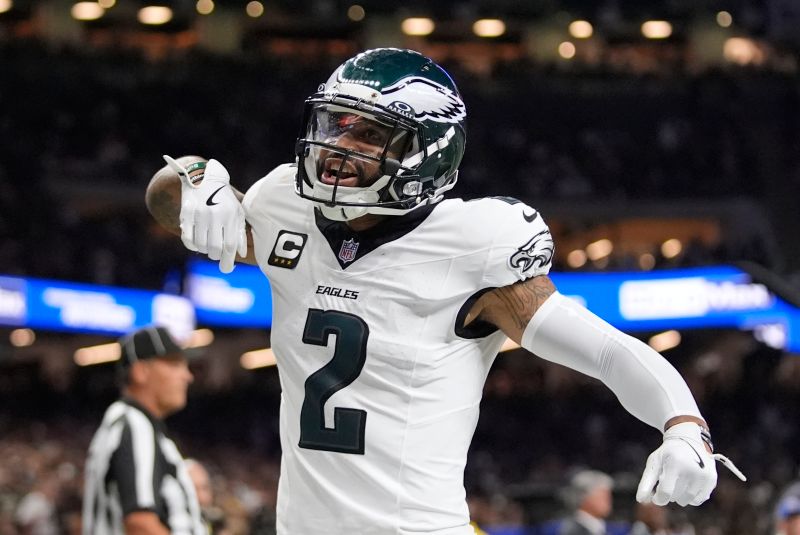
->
[521, 292, 702, 431]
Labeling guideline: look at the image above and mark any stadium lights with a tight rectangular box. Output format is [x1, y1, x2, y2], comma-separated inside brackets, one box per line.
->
[196, 0, 213, 15]
[347, 4, 365, 22]
[558, 41, 576, 59]
[401, 17, 434, 36]
[567, 249, 588, 268]
[245, 1, 263, 18]
[137, 5, 172, 25]
[71, 2, 105, 21]
[585, 238, 613, 261]
[641, 20, 672, 39]
[754, 324, 786, 350]
[74, 331, 209, 366]
[638, 253, 656, 270]
[569, 20, 593, 39]
[648, 330, 681, 352]
[10, 328, 35, 347]
[661, 238, 683, 259]
[241, 348, 277, 369]
[186, 328, 214, 348]
[724, 37, 762, 65]
[473, 19, 505, 38]
[75, 342, 121, 366]
[0, 0, 12, 13]
[97, 0, 115, 8]
[716, 11, 733, 28]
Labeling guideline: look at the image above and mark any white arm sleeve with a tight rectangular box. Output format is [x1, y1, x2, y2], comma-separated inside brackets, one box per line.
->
[521, 292, 702, 431]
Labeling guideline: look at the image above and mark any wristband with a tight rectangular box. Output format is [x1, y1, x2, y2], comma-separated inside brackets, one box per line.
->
[185, 161, 207, 174]
[186, 161, 207, 185]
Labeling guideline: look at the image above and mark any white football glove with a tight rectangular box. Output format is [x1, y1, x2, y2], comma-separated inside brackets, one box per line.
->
[636, 422, 746, 507]
[164, 155, 247, 274]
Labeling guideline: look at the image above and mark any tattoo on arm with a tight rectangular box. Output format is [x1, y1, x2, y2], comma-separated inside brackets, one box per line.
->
[145, 171, 245, 237]
[147, 188, 181, 235]
[494, 276, 556, 329]
[477, 275, 557, 342]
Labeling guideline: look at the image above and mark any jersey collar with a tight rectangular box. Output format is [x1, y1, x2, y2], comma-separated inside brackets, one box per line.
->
[121, 397, 168, 432]
[314, 204, 437, 269]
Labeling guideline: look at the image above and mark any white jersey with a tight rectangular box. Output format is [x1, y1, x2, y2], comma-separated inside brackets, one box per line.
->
[242, 164, 554, 535]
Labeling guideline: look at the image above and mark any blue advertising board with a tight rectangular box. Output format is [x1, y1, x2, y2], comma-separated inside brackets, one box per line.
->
[4, 264, 797, 353]
[550, 266, 780, 332]
[184, 262, 800, 352]
[0, 275, 195, 339]
[185, 259, 273, 328]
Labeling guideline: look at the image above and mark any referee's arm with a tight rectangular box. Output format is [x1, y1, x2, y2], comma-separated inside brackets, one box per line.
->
[124, 513, 171, 535]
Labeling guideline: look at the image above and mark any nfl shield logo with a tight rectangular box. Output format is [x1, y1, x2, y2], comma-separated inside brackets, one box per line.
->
[338, 239, 359, 263]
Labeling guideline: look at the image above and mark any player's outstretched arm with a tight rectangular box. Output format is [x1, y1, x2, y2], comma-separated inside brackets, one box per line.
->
[469, 275, 745, 507]
[145, 155, 257, 270]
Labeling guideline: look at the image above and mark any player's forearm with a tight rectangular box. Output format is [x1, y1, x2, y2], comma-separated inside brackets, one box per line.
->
[520, 292, 703, 431]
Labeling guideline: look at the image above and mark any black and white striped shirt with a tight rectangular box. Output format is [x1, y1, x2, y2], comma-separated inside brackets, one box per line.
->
[82, 398, 205, 535]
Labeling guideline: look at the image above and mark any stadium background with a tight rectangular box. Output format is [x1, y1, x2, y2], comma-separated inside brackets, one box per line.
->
[2, 0, 800, 533]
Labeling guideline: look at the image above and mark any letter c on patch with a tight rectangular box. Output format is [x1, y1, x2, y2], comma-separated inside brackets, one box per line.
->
[268, 230, 308, 269]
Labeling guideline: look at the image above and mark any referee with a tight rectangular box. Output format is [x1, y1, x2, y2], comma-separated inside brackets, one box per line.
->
[82, 326, 205, 535]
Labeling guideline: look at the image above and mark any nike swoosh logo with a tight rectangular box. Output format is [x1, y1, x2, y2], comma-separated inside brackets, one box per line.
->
[523, 209, 538, 223]
[678, 438, 705, 468]
[206, 186, 226, 206]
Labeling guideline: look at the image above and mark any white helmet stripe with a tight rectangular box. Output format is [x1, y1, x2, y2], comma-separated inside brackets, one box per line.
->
[400, 126, 456, 172]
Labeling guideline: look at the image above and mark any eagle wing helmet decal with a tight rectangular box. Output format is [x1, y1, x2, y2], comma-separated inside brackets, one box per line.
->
[509, 230, 555, 275]
[379, 77, 466, 124]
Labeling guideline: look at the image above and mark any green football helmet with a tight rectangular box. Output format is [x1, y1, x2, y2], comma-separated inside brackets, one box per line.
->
[295, 48, 467, 221]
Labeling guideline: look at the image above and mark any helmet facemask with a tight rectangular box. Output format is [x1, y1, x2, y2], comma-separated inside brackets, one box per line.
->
[296, 98, 451, 221]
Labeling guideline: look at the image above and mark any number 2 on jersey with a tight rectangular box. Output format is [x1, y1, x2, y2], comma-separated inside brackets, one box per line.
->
[299, 309, 369, 454]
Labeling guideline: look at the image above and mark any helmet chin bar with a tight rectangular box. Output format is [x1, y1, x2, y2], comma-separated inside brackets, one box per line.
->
[297, 138, 428, 221]
[302, 176, 455, 221]
[296, 138, 459, 221]
[312, 176, 391, 221]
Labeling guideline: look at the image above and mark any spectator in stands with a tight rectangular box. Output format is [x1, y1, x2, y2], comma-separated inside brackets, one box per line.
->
[558, 470, 614, 535]
[14, 474, 59, 535]
[187, 458, 231, 534]
[775, 494, 800, 535]
[82, 326, 205, 535]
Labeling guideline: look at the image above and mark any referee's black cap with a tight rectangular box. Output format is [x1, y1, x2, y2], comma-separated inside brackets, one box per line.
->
[118, 326, 184, 367]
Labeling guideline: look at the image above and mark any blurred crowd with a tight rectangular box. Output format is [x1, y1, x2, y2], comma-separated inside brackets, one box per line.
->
[2, 36, 799, 535]
[1, 39, 799, 288]
[0, 421, 281, 535]
[1, 329, 799, 534]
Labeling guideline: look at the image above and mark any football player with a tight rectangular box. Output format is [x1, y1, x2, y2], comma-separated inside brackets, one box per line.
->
[146, 48, 744, 535]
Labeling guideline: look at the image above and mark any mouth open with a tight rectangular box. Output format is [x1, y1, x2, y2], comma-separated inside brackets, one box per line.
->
[321, 159, 360, 187]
